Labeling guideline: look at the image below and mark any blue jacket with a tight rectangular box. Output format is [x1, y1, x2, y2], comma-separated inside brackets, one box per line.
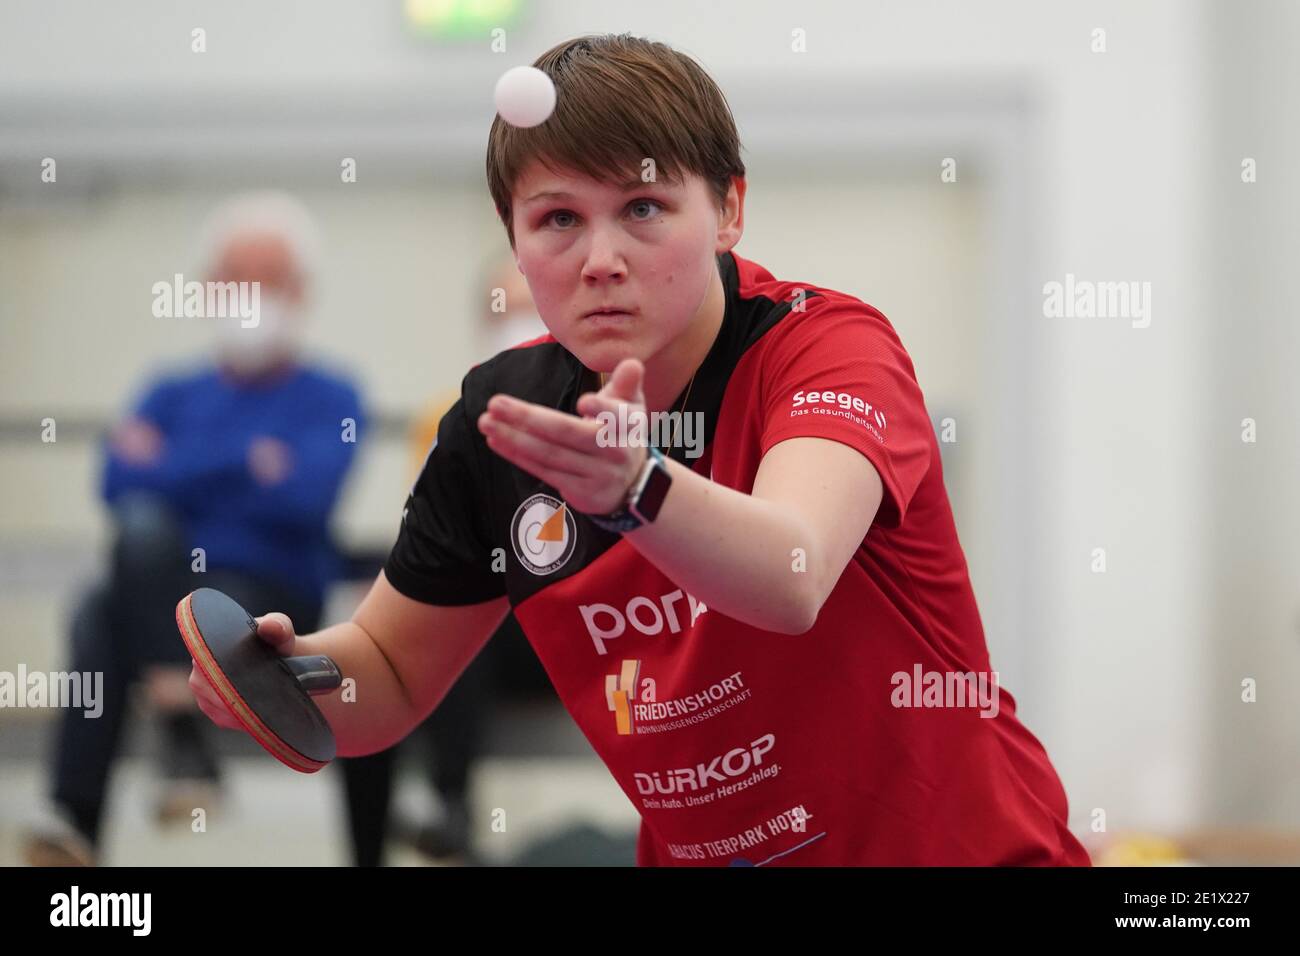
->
[101, 360, 365, 604]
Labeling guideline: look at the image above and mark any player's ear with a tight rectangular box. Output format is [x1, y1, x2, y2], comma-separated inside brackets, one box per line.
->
[716, 176, 745, 253]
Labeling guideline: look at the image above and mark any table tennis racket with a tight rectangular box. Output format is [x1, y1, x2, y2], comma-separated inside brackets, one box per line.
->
[175, 587, 341, 773]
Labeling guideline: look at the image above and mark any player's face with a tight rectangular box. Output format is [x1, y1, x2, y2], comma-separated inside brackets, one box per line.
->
[510, 161, 730, 372]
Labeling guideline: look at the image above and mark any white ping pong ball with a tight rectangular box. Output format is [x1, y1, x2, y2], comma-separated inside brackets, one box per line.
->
[494, 66, 557, 128]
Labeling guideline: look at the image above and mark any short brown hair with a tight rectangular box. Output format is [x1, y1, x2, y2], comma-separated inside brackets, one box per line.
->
[485, 34, 746, 248]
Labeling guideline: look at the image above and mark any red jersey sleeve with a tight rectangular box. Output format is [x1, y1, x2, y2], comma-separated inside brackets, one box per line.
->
[758, 296, 933, 529]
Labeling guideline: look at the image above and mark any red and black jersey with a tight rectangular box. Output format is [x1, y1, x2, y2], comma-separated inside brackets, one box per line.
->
[385, 250, 1091, 866]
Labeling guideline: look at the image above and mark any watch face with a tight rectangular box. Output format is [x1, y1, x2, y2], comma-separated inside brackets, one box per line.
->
[635, 459, 672, 522]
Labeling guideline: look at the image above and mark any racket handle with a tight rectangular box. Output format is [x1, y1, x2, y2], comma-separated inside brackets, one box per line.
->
[282, 655, 343, 695]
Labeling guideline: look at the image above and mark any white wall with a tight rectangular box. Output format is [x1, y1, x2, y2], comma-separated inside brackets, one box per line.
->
[1206, 0, 1300, 827]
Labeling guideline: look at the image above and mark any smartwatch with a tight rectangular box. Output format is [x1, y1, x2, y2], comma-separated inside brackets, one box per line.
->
[586, 446, 673, 533]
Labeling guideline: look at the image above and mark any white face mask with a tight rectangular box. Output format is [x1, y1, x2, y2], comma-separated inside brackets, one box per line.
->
[214, 295, 303, 375]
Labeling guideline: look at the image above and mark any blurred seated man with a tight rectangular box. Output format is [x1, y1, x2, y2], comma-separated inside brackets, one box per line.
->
[24, 191, 366, 866]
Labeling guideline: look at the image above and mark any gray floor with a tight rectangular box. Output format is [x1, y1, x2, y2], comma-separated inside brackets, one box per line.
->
[0, 701, 641, 867]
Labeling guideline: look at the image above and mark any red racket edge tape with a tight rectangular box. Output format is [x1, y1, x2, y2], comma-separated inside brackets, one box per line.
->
[175, 594, 326, 774]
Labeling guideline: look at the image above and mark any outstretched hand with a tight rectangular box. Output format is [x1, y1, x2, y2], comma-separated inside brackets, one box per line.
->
[477, 357, 649, 514]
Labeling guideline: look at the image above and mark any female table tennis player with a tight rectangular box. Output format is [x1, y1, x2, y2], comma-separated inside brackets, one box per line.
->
[190, 33, 1090, 867]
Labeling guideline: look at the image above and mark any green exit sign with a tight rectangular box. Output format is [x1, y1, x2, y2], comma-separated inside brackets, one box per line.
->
[403, 0, 522, 38]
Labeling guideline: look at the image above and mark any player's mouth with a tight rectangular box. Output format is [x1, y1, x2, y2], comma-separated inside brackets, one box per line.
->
[582, 305, 636, 321]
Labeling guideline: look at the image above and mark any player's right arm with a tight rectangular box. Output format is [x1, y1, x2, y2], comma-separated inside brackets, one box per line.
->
[189, 570, 509, 757]
[190, 372, 508, 755]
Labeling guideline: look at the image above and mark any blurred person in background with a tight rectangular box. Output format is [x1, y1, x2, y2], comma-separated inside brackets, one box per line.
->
[24, 191, 366, 866]
[339, 254, 550, 866]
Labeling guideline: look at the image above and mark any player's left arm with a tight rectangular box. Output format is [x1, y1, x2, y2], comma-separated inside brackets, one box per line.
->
[478, 356, 885, 634]
[750, 435, 883, 622]
[619, 436, 881, 634]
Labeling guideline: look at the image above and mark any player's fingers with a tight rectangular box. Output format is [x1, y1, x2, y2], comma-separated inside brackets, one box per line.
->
[253, 612, 296, 655]
[487, 435, 627, 512]
[188, 664, 241, 730]
[603, 358, 645, 403]
[197, 695, 241, 732]
[483, 419, 597, 475]
[576, 391, 644, 421]
[484, 429, 573, 481]
[482, 397, 602, 455]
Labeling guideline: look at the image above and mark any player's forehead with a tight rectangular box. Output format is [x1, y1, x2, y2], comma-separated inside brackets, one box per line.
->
[512, 158, 690, 207]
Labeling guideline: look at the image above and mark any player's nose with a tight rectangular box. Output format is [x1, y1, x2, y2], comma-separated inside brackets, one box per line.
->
[579, 226, 628, 283]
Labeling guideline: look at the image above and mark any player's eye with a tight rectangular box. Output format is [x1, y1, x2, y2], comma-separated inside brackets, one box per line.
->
[540, 199, 665, 230]
[542, 209, 578, 229]
[627, 198, 665, 221]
